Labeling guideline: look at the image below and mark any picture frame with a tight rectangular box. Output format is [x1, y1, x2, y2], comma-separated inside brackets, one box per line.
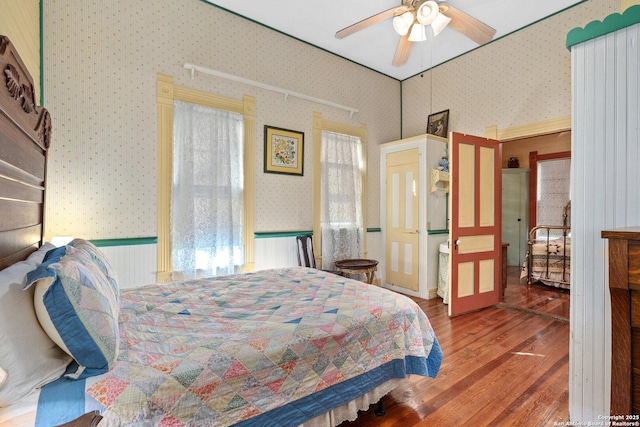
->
[264, 125, 304, 176]
[427, 109, 449, 138]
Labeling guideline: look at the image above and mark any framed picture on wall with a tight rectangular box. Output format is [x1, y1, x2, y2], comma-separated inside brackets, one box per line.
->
[427, 109, 449, 138]
[264, 125, 304, 176]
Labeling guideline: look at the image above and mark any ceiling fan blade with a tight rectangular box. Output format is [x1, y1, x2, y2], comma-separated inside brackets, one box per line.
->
[439, 4, 496, 45]
[335, 6, 410, 39]
[392, 34, 413, 66]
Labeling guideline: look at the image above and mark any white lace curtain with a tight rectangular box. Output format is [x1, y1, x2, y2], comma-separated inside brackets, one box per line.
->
[172, 101, 244, 278]
[320, 131, 364, 269]
[537, 158, 570, 238]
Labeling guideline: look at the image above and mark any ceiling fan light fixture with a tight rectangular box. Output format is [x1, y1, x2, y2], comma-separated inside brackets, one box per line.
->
[407, 23, 427, 42]
[392, 11, 414, 36]
[431, 12, 452, 36]
[416, 1, 439, 26]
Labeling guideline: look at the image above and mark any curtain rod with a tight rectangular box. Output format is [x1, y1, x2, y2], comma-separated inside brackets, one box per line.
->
[183, 63, 358, 118]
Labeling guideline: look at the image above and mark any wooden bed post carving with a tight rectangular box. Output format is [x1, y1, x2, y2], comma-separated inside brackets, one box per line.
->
[36, 109, 52, 148]
[4, 64, 37, 115]
[0, 35, 50, 269]
[1, 35, 49, 148]
[0, 35, 8, 54]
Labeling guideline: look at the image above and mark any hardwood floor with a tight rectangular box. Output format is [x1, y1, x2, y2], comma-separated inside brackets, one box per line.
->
[342, 267, 570, 426]
[501, 267, 570, 321]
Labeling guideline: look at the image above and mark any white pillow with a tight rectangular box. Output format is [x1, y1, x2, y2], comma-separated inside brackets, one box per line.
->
[0, 244, 72, 407]
[0, 367, 7, 389]
[26, 244, 120, 380]
[24, 243, 56, 266]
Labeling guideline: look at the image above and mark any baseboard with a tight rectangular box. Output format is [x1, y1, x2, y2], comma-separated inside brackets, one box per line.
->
[429, 288, 438, 300]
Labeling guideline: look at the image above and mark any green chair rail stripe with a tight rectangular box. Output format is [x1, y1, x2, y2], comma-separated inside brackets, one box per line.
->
[254, 228, 381, 239]
[427, 229, 449, 235]
[254, 231, 313, 239]
[89, 237, 158, 247]
[86, 230, 384, 246]
[566, 5, 640, 50]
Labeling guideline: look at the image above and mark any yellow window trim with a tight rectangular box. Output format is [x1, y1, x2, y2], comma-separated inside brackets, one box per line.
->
[156, 74, 256, 282]
[312, 112, 368, 268]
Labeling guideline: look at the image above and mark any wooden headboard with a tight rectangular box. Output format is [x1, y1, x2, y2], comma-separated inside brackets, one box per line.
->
[0, 35, 51, 271]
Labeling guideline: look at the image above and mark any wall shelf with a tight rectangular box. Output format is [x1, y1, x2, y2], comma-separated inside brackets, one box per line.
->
[430, 169, 449, 193]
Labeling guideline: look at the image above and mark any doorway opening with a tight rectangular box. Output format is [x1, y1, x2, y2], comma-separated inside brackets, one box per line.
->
[500, 130, 571, 319]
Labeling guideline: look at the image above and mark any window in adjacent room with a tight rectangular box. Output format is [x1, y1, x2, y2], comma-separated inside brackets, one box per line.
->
[312, 112, 368, 270]
[536, 157, 571, 239]
[172, 101, 244, 277]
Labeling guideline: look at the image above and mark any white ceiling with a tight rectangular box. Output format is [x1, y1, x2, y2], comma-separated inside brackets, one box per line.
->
[204, 0, 584, 80]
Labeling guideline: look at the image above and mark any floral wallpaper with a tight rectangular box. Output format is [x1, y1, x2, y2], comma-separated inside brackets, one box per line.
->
[401, 0, 618, 138]
[42, 0, 400, 239]
[42, 0, 617, 240]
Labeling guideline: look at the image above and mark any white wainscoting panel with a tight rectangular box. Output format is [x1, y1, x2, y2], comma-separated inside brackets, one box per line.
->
[254, 236, 301, 270]
[99, 244, 158, 289]
[100, 233, 384, 289]
[366, 232, 383, 285]
[569, 21, 640, 421]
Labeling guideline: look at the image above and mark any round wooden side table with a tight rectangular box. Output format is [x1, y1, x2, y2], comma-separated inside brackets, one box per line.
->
[334, 259, 379, 284]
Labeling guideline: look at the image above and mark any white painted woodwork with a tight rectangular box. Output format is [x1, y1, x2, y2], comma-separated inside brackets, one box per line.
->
[99, 244, 158, 289]
[569, 21, 640, 421]
[253, 236, 301, 270]
[102, 231, 385, 289]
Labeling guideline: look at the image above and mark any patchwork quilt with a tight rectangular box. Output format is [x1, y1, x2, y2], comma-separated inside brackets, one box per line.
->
[521, 239, 571, 289]
[37, 267, 442, 426]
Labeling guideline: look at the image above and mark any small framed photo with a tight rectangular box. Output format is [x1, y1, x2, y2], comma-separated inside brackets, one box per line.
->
[427, 109, 449, 138]
[264, 125, 304, 176]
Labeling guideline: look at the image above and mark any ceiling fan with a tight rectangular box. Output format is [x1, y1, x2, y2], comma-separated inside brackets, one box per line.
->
[335, 0, 496, 67]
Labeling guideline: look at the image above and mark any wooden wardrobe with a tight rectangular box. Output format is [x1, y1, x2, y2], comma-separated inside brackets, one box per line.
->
[602, 228, 640, 415]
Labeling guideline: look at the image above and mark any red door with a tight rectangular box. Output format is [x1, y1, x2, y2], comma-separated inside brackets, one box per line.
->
[449, 132, 502, 316]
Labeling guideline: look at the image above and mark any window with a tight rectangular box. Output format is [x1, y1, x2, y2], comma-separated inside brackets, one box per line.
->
[312, 112, 368, 270]
[172, 101, 244, 277]
[320, 131, 364, 269]
[536, 157, 571, 238]
[156, 74, 256, 282]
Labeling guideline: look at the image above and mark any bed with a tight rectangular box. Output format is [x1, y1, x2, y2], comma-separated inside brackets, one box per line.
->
[0, 35, 442, 427]
[520, 201, 571, 289]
